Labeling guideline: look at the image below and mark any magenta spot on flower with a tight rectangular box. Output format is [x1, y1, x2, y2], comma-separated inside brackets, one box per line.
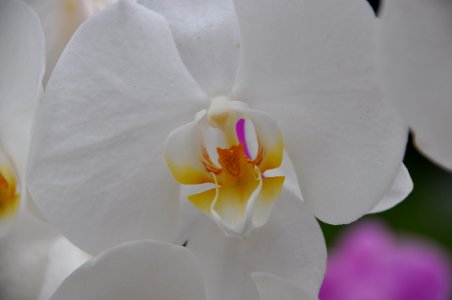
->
[236, 118, 251, 159]
[319, 221, 451, 300]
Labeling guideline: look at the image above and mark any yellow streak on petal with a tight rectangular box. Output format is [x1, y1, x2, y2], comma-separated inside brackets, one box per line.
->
[213, 176, 259, 221]
[260, 176, 285, 205]
[64, 0, 78, 13]
[260, 137, 284, 173]
[166, 160, 213, 185]
[187, 188, 216, 215]
[251, 176, 285, 228]
[0, 165, 20, 220]
[187, 144, 263, 226]
[56, 0, 90, 61]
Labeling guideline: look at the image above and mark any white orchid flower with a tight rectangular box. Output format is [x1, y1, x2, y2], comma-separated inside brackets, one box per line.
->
[0, 5, 88, 299]
[25, 0, 412, 297]
[0, 211, 88, 300]
[0, 0, 45, 237]
[24, 0, 115, 85]
[28, 0, 410, 250]
[50, 240, 319, 300]
[379, 0, 452, 171]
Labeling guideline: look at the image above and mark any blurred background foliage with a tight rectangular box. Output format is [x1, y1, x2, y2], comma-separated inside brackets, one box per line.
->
[321, 0, 452, 253]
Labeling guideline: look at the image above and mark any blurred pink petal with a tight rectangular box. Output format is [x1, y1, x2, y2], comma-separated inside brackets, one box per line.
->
[320, 221, 451, 300]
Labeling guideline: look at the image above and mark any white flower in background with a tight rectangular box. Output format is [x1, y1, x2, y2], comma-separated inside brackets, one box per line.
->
[0, 4, 88, 300]
[24, 0, 115, 84]
[26, 0, 411, 298]
[50, 240, 320, 300]
[0, 211, 88, 300]
[379, 0, 452, 171]
[0, 0, 44, 237]
[0, 0, 114, 236]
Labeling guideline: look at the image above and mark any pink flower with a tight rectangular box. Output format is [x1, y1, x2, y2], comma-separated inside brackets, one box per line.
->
[320, 221, 451, 300]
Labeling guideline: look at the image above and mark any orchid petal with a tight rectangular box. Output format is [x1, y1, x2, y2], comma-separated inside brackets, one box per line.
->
[253, 273, 319, 300]
[37, 237, 89, 300]
[50, 241, 206, 300]
[370, 164, 412, 214]
[0, 0, 44, 178]
[379, 0, 452, 170]
[27, 0, 208, 255]
[0, 212, 58, 300]
[165, 110, 214, 185]
[265, 152, 303, 201]
[25, 0, 91, 85]
[185, 188, 326, 300]
[139, 0, 240, 96]
[232, 0, 408, 224]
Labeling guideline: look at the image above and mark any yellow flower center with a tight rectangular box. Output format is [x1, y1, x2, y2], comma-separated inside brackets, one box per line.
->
[165, 99, 286, 236]
[0, 167, 20, 220]
[195, 143, 262, 216]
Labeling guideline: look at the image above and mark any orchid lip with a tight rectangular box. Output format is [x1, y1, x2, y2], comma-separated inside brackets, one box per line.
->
[165, 101, 285, 237]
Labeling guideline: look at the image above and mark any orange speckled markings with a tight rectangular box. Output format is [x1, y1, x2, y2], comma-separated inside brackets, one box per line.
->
[189, 141, 284, 217]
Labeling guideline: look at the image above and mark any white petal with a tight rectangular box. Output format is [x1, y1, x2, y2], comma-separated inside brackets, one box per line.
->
[0, 212, 58, 300]
[379, 0, 452, 170]
[232, 0, 408, 224]
[252, 273, 318, 300]
[27, 0, 208, 255]
[37, 237, 89, 300]
[0, 0, 44, 178]
[165, 110, 213, 185]
[265, 152, 303, 202]
[25, 0, 91, 85]
[370, 164, 412, 214]
[50, 241, 206, 300]
[174, 191, 204, 245]
[185, 188, 326, 300]
[139, 0, 241, 96]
